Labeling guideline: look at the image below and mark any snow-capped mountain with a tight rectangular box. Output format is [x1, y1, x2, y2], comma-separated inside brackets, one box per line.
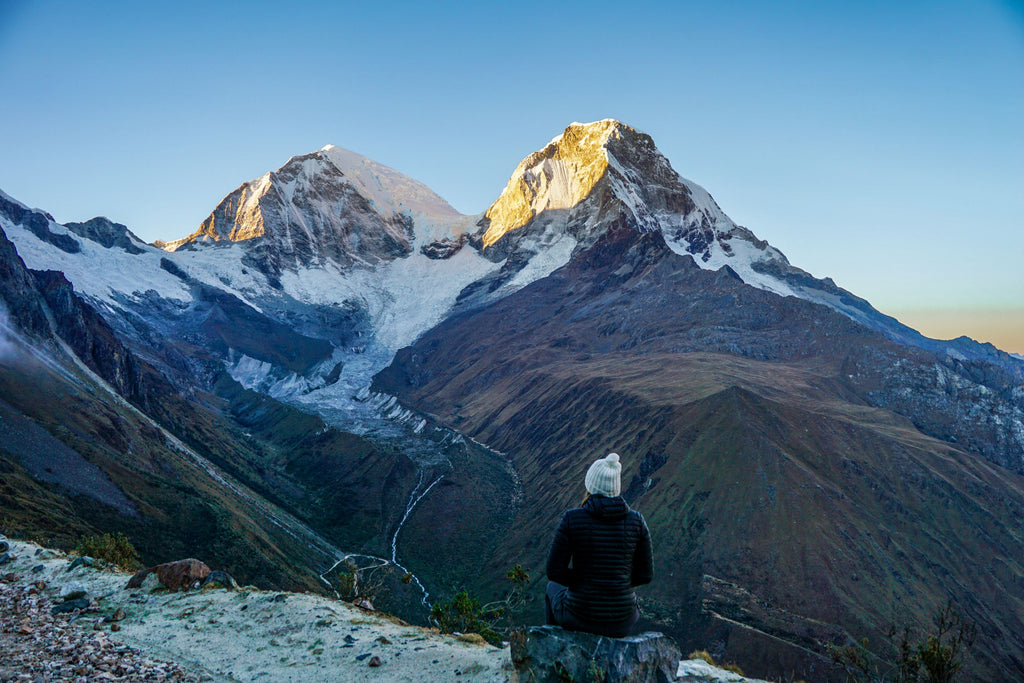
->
[1, 120, 1019, 403]
[165, 146, 470, 273]
[465, 119, 800, 302]
[470, 121, 1022, 371]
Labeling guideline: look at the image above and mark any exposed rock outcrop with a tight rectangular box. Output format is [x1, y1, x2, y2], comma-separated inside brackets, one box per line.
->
[65, 216, 146, 254]
[510, 625, 681, 683]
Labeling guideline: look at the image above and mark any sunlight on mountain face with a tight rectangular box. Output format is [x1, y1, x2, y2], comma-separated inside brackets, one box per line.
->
[481, 120, 626, 248]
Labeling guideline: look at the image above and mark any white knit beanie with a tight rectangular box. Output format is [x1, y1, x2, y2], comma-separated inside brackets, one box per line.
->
[585, 453, 621, 497]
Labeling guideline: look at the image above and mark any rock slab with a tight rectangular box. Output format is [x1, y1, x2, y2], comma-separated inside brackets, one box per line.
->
[510, 625, 680, 683]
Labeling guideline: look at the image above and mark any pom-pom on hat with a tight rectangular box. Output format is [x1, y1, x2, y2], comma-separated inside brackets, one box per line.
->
[585, 453, 622, 497]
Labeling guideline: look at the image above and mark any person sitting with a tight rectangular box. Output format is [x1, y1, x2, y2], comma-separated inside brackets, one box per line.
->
[545, 452, 654, 638]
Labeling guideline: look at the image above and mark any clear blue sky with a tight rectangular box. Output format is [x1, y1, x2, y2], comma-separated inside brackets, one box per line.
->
[1, 1, 1022, 349]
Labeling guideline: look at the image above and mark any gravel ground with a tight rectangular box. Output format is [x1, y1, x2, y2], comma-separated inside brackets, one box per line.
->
[0, 573, 204, 681]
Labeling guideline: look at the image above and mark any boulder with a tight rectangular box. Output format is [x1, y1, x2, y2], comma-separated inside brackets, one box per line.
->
[510, 626, 681, 683]
[126, 558, 210, 591]
[140, 572, 162, 592]
[66, 556, 97, 571]
[0, 539, 9, 553]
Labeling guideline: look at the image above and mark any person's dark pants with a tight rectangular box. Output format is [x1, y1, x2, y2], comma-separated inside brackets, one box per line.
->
[545, 581, 639, 638]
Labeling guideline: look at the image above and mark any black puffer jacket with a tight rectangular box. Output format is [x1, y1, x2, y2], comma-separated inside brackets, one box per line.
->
[546, 495, 654, 627]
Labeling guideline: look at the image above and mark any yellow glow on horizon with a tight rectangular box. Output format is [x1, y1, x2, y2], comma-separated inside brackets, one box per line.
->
[889, 308, 1024, 356]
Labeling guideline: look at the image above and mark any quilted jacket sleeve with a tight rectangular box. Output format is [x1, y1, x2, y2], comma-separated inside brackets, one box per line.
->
[546, 513, 576, 588]
[631, 512, 654, 587]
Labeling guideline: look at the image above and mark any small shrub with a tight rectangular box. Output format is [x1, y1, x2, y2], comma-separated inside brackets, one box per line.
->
[75, 532, 139, 570]
[586, 659, 607, 682]
[723, 663, 745, 675]
[430, 590, 501, 644]
[334, 558, 388, 604]
[688, 649, 715, 665]
[432, 565, 532, 646]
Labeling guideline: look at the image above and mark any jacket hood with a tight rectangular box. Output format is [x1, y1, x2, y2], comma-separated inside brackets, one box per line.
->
[583, 494, 630, 521]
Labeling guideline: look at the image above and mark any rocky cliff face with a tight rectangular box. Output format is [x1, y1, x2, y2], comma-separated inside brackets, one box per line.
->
[64, 216, 146, 254]
[0, 223, 157, 410]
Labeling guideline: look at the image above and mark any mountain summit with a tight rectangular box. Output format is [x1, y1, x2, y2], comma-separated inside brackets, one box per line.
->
[473, 120, 806, 300]
[166, 146, 463, 272]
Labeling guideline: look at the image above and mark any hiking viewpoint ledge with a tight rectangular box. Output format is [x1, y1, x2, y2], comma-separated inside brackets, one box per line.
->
[510, 625, 681, 682]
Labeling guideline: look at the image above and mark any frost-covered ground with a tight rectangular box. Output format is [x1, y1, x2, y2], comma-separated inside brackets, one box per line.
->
[0, 538, 515, 682]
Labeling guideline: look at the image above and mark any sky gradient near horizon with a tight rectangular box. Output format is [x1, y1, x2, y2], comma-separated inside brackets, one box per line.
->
[1, 1, 1022, 352]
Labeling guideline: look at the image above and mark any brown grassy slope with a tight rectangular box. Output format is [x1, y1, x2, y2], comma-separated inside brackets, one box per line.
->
[374, 228, 1024, 681]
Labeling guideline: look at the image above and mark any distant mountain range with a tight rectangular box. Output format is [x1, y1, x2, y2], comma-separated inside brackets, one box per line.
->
[2, 120, 1022, 681]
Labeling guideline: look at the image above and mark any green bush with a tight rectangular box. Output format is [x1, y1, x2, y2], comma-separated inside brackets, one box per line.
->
[431, 590, 501, 644]
[431, 565, 533, 646]
[75, 532, 140, 570]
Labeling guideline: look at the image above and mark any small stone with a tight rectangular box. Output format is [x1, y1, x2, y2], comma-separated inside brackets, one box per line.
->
[272, 593, 287, 603]
[375, 635, 391, 644]
[66, 556, 96, 572]
[200, 570, 239, 591]
[368, 656, 383, 667]
[0, 552, 12, 565]
[0, 539, 8, 553]
[108, 608, 127, 622]
[51, 597, 91, 615]
[110, 623, 121, 632]
[354, 597, 374, 611]
[31, 564, 45, 573]
[355, 653, 371, 661]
